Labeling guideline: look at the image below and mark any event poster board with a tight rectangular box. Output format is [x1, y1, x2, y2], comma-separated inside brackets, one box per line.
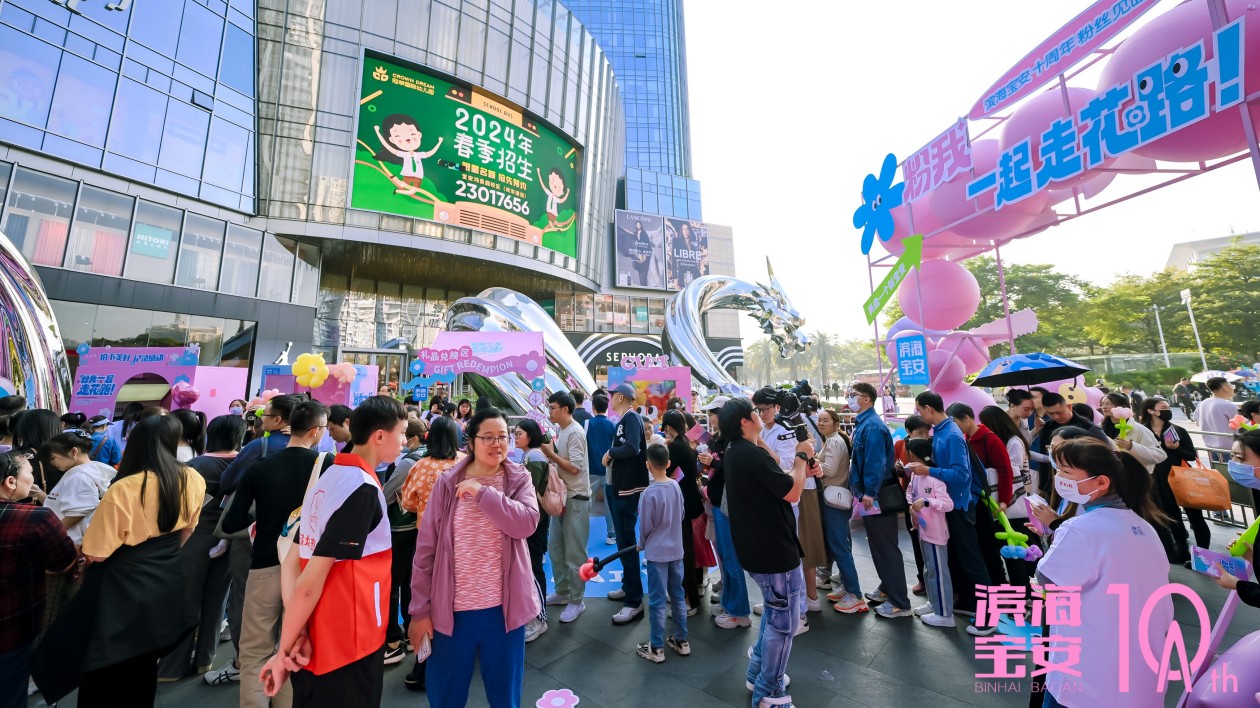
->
[406, 331, 549, 426]
[261, 364, 380, 408]
[607, 364, 692, 424]
[351, 53, 582, 257]
[69, 346, 200, 416]
[614, 210, 666, 289]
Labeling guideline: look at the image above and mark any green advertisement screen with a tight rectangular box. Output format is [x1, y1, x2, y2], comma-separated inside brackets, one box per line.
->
[352, 54, 582, 258]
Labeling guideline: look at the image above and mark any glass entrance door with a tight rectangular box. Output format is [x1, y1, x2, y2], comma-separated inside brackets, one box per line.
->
[339, 350, 405, 394]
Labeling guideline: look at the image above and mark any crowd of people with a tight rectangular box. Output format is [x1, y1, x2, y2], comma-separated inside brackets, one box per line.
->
[2, 374, 1254, 708]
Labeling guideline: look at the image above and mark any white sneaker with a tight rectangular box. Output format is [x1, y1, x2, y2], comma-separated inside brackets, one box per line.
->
[874, 602, 914, 619]
[546, 593, 570, 606]
[913, 603, 934, 617]
[559, 602, 586, 623]
[524, 618, 548, 642]
[920, 613, 955, 628]
[714, 613, 752, 629]
[745, 673, 791, 690]
[753, 602, 764, 615]
[612, 604, 644, 624]
[607, 588, 627, 601]
[806, 596, 821, 613]
[204, 663, 240, 685]
[793, 617, 809, 636]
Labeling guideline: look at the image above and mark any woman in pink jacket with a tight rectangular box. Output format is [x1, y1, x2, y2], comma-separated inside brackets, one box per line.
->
[904, 438, 955, 629]
[409, 408, 541, 707]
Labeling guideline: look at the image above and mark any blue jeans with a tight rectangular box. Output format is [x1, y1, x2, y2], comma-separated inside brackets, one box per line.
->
[646, 559, 688, 648]
[712, 505, 750, 617]
[427, 607, 525, 708]
[747, 569, 802, 708]
[606, 489, 644, 606]
[819, 503, 862, 598]
[0, 642, 33, 708]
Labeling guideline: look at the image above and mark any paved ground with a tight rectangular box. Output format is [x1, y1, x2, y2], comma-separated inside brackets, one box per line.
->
[31, 404, 1258, 707]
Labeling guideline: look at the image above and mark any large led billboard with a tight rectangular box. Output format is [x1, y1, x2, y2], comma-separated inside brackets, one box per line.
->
[351, 54, 582, 258]
[614, 210, 665, 289]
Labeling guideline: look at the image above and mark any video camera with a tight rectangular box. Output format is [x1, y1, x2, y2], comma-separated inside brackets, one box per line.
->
[755, 380, 814, 443]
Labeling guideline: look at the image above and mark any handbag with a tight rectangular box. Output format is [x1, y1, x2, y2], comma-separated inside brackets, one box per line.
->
[822, 485, 853, 510]
[876, 478, 909, 515]
[541, 462, 567, 516]
[1169, 459, 1231, 511]
[276, 452, 327, 564]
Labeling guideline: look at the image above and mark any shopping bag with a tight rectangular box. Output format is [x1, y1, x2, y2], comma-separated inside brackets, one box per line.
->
[1169, 460, 1231, 511]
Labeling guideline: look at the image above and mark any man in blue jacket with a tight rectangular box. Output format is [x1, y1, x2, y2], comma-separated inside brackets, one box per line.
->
[849, 382, 911, 619]
[600, 383, 649, 624]
[906, 391, 995, 635]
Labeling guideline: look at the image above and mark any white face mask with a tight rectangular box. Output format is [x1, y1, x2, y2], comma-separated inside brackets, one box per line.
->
[1054, 473, 1099, 505]
[847, 396, 859, 410]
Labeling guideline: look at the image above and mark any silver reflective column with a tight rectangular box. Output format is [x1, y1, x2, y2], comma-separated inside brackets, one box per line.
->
[661, 259, 811, 395]
[0, 229, 71, 411]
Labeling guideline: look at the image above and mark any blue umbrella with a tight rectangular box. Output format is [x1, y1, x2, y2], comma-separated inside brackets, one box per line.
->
[970, 352, 1090, 388]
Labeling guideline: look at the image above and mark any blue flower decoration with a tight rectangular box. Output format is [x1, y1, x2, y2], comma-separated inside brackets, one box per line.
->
[852, 153, 905, 255]
[409, 359, 425, 375]
[171, 349, 199, 366]
[76, 343, 91, 357]
[531, 377, 546, 392]
[173, 374, 191, 385]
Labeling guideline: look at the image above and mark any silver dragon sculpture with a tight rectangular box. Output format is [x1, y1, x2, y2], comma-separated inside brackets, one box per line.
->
[661, 259, 811, 396]
[0, 229, 71, 411]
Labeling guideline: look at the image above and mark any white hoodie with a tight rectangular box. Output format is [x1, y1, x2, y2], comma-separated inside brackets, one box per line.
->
[45, 461, 115, 546]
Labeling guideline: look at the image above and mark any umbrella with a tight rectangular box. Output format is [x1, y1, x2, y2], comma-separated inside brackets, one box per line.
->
[970, 352, 1090, 389]
[1230, 369, 1258, 379]
[1191, 370, 1243, 383]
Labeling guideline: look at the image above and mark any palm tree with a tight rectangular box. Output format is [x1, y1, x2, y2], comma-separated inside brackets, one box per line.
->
[808, 330, 839, 387]
[746, 338, 778, 387]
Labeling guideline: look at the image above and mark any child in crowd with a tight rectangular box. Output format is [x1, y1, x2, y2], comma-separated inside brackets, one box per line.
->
[904, 438, 955, 628]
[636, 443, 691, 663]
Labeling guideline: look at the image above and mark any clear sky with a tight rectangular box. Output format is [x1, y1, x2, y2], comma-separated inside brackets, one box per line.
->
[682, 0, 1260, 342]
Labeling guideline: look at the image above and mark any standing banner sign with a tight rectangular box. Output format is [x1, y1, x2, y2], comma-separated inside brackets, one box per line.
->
[863, 235, 923, 324]
[70, 346, 200, 416]
[404, 332, 549, 426]
[896, 334, 931, 386]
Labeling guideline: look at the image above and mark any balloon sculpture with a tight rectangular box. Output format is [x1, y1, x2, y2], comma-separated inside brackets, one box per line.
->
[329, 362, 357, 386]
[980, 494, 1043, 562]
[1112, 407, 1134, 440]
[292, 353, 329, 389]
[170, 381, 200, 409]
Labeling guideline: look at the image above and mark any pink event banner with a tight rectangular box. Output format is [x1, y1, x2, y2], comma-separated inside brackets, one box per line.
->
[425, 331, 545, 377]
[968, 0, 1158, 120]
[901, 119, 972, 204]
[70, 346, 200, 416]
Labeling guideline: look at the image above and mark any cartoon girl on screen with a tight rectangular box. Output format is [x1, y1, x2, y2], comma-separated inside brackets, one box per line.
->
[374, 113, 443, 195]
[537, 167, 570, 226]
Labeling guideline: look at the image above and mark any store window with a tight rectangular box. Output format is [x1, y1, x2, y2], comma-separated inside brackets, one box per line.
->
[648, 298, 665, 334]
[3, 168, 76, 267]
[555, 292, 575, 331]
[124, 200, 182, 284]
[292, 242, 320, 306]
[575, 293, 593, 332]
[64, 186, 132, 276]
[612, 296, 630, 333]
[257, 234, 295, 301]
[631, 297, 648, 334]
[594, 294, 614, 333]
[221, 224, 261, 297]
[175, 213, 225, 289]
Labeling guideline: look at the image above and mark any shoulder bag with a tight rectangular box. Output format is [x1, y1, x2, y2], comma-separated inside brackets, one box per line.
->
[276, 452, 327, 564]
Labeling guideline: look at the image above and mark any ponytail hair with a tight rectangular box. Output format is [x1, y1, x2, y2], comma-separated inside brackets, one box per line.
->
[1051, 437, 1169, 528]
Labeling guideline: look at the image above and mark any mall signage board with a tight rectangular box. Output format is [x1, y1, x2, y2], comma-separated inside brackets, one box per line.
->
[351, 53, 582, 258]
[613, 208, 710, 291]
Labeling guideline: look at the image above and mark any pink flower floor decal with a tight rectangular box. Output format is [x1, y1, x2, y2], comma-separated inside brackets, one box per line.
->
[536, 688, 580, 708]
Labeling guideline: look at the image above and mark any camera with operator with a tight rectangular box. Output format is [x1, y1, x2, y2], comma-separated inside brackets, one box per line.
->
[753, 380, 814, 443]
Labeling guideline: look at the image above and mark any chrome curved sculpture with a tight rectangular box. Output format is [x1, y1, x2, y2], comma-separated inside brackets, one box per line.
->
[0, 229, 71, 411]
[661, 259, 811, 395]
[446, 288, 597, 414]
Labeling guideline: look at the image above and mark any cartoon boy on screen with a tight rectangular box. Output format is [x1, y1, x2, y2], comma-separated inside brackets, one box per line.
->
[374, 113, 443, 195]
[537, 167, 570, 226]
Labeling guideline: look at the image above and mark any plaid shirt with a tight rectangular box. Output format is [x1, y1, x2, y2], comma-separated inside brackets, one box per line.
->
[0, 499, 77, 652]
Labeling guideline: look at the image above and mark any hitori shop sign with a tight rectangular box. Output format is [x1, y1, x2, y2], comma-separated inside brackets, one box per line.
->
[967, 19, 1247, 210]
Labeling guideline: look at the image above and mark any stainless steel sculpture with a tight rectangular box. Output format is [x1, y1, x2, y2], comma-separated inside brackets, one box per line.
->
[446, 288, 597, 414]
[0, 229, 71, 411]
[661, 259, 811, 395]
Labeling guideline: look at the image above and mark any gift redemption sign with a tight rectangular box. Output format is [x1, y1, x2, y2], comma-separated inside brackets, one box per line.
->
[406, 332, 550, 426]
[352, 53, 582, 257]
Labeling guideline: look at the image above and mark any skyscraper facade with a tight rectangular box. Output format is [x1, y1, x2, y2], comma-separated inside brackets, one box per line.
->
[565, 0, 701, 220]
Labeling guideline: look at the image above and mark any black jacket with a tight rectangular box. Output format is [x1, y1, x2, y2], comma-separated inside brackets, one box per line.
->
[608, 411, 648, 495]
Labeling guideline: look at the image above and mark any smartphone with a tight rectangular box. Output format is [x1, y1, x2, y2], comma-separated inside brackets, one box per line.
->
[415, 635, 432, 662]
[1024, 493, 1052, 536]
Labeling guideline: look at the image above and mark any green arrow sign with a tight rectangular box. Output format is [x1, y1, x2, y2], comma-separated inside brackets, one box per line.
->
[862, 235, 922, 325]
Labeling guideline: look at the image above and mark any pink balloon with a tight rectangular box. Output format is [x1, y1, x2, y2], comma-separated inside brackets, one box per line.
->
[941, 384, 998, 413]
[935, 332, 991, 375]
[927, 140, 1050, 241]
[999, 87, 1111, 190]
[928, 348, 967, 391]
[1188, 630, 1260, 706]
[171, 381, 200, 408]
[897, 259, 981, 331]
[1097, 0, 1260, 162]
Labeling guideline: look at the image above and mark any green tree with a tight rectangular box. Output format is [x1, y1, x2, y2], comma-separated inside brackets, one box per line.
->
[1188, 242, 1260, 363]
[745, 338, 777, 387]
[807, 330, 839, 386]
[1082, 270, 1195, 354]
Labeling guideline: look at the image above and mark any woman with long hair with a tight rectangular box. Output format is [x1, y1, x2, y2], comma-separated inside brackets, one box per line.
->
[13, 409, 64, 500]
[1138, 396, 1206, 563]
[513, 418, 552, 643]
[398, 415, 465, 691]
[817, 408, 866, 614]
[1037, 438, 1171, 708]
[1099, 391, 1166, 473]
[661, 409, 706, 612]
[32, 416, 205, 707]
[979, 405, 1033, 514]
[170, 409, 208, 463]
[455, 398, 473, 425]
[157, 414, 247, 681]
[409, 408, 540, 707]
